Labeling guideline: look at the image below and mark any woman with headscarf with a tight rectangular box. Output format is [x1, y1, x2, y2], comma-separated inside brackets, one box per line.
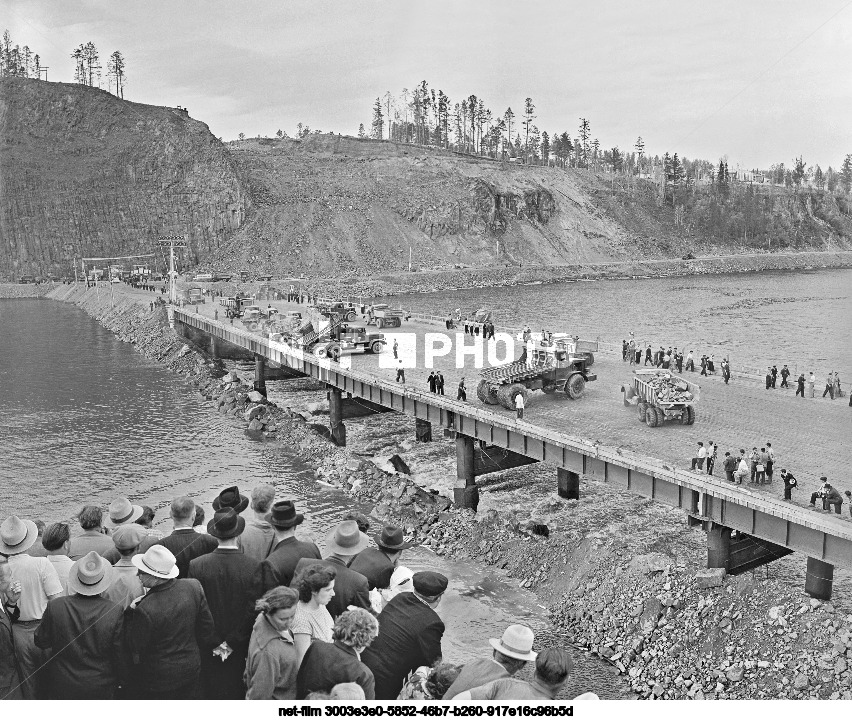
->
[244, 586, 300, 700]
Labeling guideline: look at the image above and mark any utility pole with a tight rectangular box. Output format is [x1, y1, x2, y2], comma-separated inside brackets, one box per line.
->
[157, 234, 188, 305]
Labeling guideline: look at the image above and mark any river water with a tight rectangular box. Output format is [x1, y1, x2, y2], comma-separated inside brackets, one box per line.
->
[384, 268, 852, 375]
[0, 298, 629, 698]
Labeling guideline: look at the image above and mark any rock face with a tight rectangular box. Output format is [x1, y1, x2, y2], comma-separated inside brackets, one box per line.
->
[0, 77, 248, 278]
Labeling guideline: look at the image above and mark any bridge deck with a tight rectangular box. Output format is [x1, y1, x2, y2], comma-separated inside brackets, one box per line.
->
[176, 302, 852, 568]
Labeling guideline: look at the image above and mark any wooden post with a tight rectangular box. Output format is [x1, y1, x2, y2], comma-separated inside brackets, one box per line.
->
[557, 468, 580, 500]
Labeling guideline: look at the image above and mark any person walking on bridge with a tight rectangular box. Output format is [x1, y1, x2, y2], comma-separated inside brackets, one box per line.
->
[428, 372, 437, 393]
[457, 378, 466, 401]
[722, 452, 737, 484]
[515, 393, 525, 420]
[396, 360, 405, 384]
[823, 373, 835, 399]
[796, 373, 806, 397]
[627, 335, 636, 366]
[736, 451, 749, 486]
[436, 372, 445, 395]
[644, 345, 652, 366]
[780, 469, 797, 501]
[685, 351, 695, 372]
[780, 365, 790, 388]
[808, 372, 816, 397]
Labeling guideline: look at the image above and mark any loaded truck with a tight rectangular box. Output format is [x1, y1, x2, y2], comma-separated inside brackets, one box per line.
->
[362, 304, 404, 328]
[622, 369, 699, 427]
[279, 317, 385, 360]
[477, 334, 597, 409]
[314, 300, 358, 322]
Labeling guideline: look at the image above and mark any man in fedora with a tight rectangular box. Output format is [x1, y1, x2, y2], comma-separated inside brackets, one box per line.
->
[349, 524, 415, 591]
[443, 624, 537, 699]
[101, 497, 159, 564]
[1, 515, 62, 698]
[155, 496, 217, 578]
[289, 520, 370, 618]
[188, 508, 260, 699]
[213, 485, 249, 515]
[361, 570, 448, 700]
[35, 552, 124, 699]
[125, 545, 217, 699]
[104, 525, 146, 610]
[239, 484, 277, 561]
[257, 501, 321, 593]
[456, 647, 573, 701]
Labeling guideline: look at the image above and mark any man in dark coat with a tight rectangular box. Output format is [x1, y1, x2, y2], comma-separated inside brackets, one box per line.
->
[428, 372, 437, 393]
[188, 509, 260, 699]
[349, 525, 414, 590]
[256, 501, 321, 593]
[156, 496, 217, 578]
[0, 559, 23, 699]
[125, 545, 217, 699]
[361, 571, 447, 700]
[436, 372, 445, 395]
[35, 552, 124, 699]
[289, 521, 370, 618]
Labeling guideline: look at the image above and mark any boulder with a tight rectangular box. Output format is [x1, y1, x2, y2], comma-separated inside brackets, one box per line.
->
[628, 553, 671, 576]
[244, 405, 265, 422]
[178, 344, 191, 357]
[696, 568, 726, 589]
[307, 401, 329, 415]
[247, 419, 264, 431]
[793, 674, 809, 691]
[247, 390, 266, 403]
[726, 667, 744, 683]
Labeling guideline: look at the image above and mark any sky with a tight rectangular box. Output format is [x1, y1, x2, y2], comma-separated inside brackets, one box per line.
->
[3, 0, 851, 170]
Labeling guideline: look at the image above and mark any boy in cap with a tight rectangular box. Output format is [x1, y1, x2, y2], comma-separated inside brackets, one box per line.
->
[361, 570, 448, 699]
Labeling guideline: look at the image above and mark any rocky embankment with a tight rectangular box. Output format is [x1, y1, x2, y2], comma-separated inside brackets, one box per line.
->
[47, 283, 852, 700]
[0, 282, 54, 298]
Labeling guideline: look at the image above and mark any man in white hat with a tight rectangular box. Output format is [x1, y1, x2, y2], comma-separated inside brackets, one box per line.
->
[101, 498, 158, 565]
[0, 515, 62, 698]
[125, 545, 217, 699]
[443, 624, 537, 699]
[456, 647, 573, 701]
[34, 552, 123, 699]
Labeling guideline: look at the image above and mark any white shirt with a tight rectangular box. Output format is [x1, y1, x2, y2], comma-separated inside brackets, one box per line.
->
[738, 459, 749, 475]
[7, 554, 62, 621]
[515, 394, 525, 409]
[698, 447, 708, 459]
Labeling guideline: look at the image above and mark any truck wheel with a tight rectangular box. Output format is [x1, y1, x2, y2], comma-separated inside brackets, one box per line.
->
[315, 346, 328, 358]
[584, 352, 595, 366]
[477, 380, 498, 404]
[638, 402, 647, 421]
[376, 318, 384, 329]
[685, 406, 696, 425]
[390, 318, 401, 328]
[565, 374, 586, 399]
[328, 344, 342, 362]
[345, 311, 356, 322]
[646, 407, 659, 427]
[247, 322, 258, 331]
[497, 383, 527, 410]
[370, 340, 383, 354]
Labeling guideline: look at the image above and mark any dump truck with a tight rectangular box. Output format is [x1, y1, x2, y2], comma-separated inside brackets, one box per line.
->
[282, 318, 385, 359]
[518, 332, 598, 366]
[315, 300, 358, 322]
[221, 295, 256, 319]
[362, 304, 404, 328]
[476, 334, 597, 409]
[188, 286, 205, 304]
[622, 369, 700, 427]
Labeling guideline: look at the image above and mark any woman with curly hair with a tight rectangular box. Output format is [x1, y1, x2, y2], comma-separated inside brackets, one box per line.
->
[291, 563, 336, 664]
[296, 608, 379, 700]
[244, 586, 300, 700]
[398, 661, 461, 700]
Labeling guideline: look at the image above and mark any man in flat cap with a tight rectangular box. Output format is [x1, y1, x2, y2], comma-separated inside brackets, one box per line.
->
[361, 570, 448, 699]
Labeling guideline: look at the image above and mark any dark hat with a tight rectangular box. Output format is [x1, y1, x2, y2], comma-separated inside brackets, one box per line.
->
[821, 476, 828, 481]
[374, 524, 416, 552]
[212, 485, 248, 514]
[267, 500, 304, 529]
[412, 571, 448, 597]
[207, 508, 246, 539]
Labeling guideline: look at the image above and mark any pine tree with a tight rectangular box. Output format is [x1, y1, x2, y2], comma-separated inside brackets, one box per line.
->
[358, 123, 366, 138]
[634, 136, 645, 175]
[792, 156, 806, 186]
[611, 146, 623, 173]
[540, 131, 550, 165]
[371, 97, 384, 140]
[238, 132, 245, 141]
[841, 155, 852, 193]
[814, 165, 824, 189]
[578, 118, 590, 168]
[276, 129, 283, 138]
[523, 98, 535, 161]
[503, 108, 514, 152]
[107, 51, 126, 98]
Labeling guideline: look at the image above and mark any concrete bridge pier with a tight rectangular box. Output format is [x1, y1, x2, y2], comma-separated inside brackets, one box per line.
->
[557, 468, 580, 500]
[455, 434, 479, 511]
[209, 336, 219, 359]
[805, 557, 834, 600]
[415, 418, 432, 442]
[254, 355, 267, 397]
[328, 385, 347, 447]
[707, 525, 731, 570]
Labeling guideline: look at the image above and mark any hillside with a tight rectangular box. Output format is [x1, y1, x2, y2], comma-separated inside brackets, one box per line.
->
[0, 77, 248, 279]
[1, 78, 850, 279]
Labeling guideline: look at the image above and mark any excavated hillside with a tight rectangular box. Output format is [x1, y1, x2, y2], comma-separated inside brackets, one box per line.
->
[2, 79, 850, 279]
[0, 77, 248, 278]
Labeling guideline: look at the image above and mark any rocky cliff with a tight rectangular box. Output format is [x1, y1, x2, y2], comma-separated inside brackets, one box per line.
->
[0, 78, 248, 279]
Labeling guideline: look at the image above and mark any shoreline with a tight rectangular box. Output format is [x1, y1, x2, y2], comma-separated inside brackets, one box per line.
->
[34, 283, 852, 701]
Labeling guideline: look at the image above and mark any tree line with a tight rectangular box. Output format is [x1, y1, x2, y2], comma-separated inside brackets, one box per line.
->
[0, 30, 127, 98]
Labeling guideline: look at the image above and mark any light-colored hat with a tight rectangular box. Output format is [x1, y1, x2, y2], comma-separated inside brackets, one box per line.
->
[105, 497, 144, 528]
[489, 624, 538, 661]
[112, 524, 146, 551]
[0, 515, 38, 555]
[132, 545, 179, 579]
[324, 520, 369, 556]
[389, 566, 414, 592]
[68, 551, 114, 596]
